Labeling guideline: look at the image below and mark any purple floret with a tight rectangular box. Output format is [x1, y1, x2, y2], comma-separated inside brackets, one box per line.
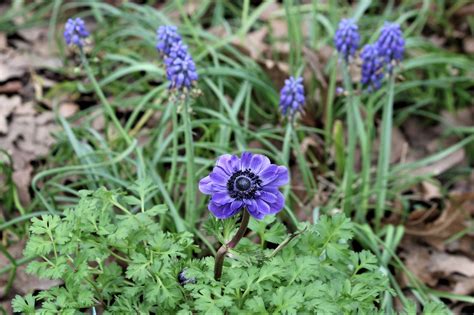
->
[64, 18, 89, 47]
[279, 76, 305, 116]
[360, 44, 384, 92]
[199, 152, 289, 220]
[164, 52, 198, 90]
[156, 25, 182, 56]
[334, 19, 360, 61]
[376, 22, 405, 68]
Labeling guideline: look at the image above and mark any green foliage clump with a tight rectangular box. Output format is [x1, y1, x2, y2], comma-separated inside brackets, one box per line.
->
[13, 188, 390, 314]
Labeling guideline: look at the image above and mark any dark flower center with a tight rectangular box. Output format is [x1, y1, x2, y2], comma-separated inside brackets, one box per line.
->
[227, 169, 261, 200]
[236, 177, 251, 191]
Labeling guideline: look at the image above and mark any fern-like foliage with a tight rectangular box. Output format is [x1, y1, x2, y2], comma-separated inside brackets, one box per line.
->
[11, 187, 440, 314]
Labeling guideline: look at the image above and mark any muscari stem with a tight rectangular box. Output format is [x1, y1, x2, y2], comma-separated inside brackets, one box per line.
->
[341, 61, 356, 215]
[79, 48, 132, 146]
[375, 73, 396, 229]
[181, 97, 196, 226]
[214, 209, 250, 281]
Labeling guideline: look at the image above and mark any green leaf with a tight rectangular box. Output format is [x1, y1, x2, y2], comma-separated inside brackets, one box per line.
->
[11, 294, 36, 314]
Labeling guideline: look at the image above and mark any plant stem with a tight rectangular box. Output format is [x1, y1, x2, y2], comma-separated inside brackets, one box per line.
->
[181, 97, 196, 226]
[324, 60, 337, 150]
[375, 74, 396, 229]
[167, 104, 179, 193]
[79, 48, 132, 146]
[214, 210, 250, 281]
[341, 61, 356, 215]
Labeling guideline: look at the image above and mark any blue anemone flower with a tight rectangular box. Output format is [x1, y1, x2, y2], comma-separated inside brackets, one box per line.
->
[199, 152, 289, 220]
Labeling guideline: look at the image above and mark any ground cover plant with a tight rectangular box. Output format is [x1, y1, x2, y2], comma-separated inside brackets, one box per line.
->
[1, 0, 474, 314]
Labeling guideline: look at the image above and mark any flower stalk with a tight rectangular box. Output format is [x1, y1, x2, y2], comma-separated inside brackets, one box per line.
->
[79, 48, 132, 146]
[182, 97, 196, 226]
[214, 209, 250, 281]
[375, 73, 395, 228]
[341, 61, 356, 215]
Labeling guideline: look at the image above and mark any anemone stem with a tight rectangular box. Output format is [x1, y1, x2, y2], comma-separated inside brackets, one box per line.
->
[214, 209, 250, 281]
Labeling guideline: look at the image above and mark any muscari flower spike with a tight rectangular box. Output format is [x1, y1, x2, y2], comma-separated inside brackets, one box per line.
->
[334, 18, 360, 61]
[168, 41, 189, 60]
[360, 44, 384, 92]
[199, 152, 289, 220]
[64, 18, 89, 47]
[164, 51, 198, 90]
[376, 22, 405, 67]
[279, 76, 305, 116]
[156, 25, 182, 56]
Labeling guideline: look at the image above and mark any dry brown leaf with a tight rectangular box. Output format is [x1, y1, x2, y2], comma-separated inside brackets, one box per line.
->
[452, 275, 474, 295]
[0, 32, 6, 50]
[463, 37, 474, 53]
[400, 238, 474, 294]
[429, 252, 474, 277]
[59, 102, 80, 118]
[441, 107, 474, 128]
[405, 198, 467, 237]
[302, 46, 327, 88]
[454, 3, 474, 17]
[0, 95, 21, 134]
[419, 180, 442, 200]
[0, 241, 61, 303]
[0, 80, 22, 93]
[260, 2, 281, 21]
[268, 19, 288, 38]
[233, 27, 268, 60]
[411, 148, 465, 176]
[0, 99, 59, 204]
[258, 59, 289, 87]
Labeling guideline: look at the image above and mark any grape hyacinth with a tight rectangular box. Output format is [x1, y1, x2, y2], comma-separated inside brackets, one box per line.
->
[64, 18, 89, 47]
[199, 152, 289, 220]
[376, 22, 405, 68]
[334, 19, 360, 61]
[168, 41, 189, 60]
[279, 76, 305, 116]
[156, 25, 182, 56]
[361, 44, 384, 92]
[165, 52, 198, 90]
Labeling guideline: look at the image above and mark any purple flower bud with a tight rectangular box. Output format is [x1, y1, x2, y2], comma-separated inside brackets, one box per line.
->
[177, 269, 196, 285]
[336, 87, 345, 95]
[361, 44, 384, 92]
[156, 25, 182, 56]
[168, 41, 189, 60]
[199, 152, 289, 220]
[164, 52, 198, 90]
[64, 18, 89, 47]
[376, 22, 405, 68]
[334, 19, 360, 61]
[279, 76, 305, 116]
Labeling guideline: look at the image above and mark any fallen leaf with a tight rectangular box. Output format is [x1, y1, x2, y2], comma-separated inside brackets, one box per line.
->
[0, 241, 61, 303]
[233, 27, 268, 60]
[0, 95, 21, 134]
[0, 80, 23, 93]
[0, 99, 59, 204]
[411, 148, 465, 176]
[463, 37, 474, 53]
[59, 102, 79, 118]
[0, 32, 6, 50]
